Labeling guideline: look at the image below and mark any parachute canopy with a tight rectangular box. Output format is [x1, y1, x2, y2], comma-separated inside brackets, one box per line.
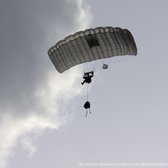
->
[48, 26, 137, 73]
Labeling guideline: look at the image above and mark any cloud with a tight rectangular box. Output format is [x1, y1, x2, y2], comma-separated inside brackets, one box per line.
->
[0, 0, 92, 167]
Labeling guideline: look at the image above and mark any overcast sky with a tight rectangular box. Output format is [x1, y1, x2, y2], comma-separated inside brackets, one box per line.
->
[0, 0, 168, 168]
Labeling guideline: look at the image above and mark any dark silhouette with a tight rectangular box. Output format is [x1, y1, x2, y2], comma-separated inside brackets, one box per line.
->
[83, 101, 91, 117]
[81, 71, 94, 85]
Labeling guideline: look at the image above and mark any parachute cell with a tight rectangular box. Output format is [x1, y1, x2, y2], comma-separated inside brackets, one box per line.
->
[48, 26, 137, 73]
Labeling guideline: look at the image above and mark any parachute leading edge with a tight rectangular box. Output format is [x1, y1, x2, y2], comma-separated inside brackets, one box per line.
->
[48, 26, 137, 73]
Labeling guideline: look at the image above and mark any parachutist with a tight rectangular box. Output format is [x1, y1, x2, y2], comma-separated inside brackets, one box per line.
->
[83, 101, 91, 117]
[81, 71, 94, 85]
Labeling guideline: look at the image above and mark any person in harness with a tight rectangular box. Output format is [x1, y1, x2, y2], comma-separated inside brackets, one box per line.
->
[81, 71, 94, 85]
[81, 71, 94, 116]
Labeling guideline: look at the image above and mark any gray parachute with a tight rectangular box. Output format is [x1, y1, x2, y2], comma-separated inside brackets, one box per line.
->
[48, 26, 137, 73]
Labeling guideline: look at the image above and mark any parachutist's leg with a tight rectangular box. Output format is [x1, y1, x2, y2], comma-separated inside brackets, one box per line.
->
[81, 80, 86, 85]
[89, 108, 91, 114]
[85, 110, 88, 117]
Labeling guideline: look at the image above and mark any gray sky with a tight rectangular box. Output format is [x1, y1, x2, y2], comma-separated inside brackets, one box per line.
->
[1, 0, 168, 168]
